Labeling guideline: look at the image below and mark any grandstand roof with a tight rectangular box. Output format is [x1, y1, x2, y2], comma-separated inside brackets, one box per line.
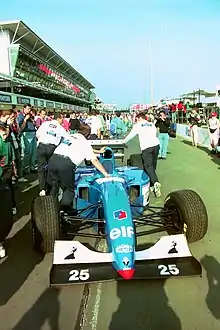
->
[0, 20, 95, 89]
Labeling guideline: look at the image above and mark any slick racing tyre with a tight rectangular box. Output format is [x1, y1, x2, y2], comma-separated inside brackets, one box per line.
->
[0, 181, 13, 242]
[127, 154, 144, 169]
[32, 196, 60, 254]
[164, 189, 208, 243]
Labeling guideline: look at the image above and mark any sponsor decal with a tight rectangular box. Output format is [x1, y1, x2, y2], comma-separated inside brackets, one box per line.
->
[110, 226, 134, 240]
[114, 209, 127, 220]
[168, 242, 178, 254]
[64, 247, 77, 260]
[115, 244, 133, 253]
[122, 256, 130, 266]
[49, 123, 57, 129]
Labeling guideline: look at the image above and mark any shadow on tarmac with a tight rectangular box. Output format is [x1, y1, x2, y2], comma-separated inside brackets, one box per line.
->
[12, 287, 60, 330]
[109, 243, 182, 330]
[0, 174, 41, 306]
[201, 255, 220, 320]
[0, 221, 43, 306]
[14, 173, 39, 221]
[181, 140, 220, 167]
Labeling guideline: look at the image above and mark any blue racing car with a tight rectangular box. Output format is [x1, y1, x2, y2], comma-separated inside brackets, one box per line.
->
[31, 143, 208, 286]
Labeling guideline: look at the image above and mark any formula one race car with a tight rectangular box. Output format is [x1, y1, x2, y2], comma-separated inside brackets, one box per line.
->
[31, 144, 208, 286]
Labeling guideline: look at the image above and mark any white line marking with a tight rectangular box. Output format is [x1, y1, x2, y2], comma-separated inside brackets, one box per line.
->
[90, 282, 103, 330]
[89, 240, 107, 330]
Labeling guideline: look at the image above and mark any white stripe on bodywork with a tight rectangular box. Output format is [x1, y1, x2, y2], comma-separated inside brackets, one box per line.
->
[52, 234, 192, 265]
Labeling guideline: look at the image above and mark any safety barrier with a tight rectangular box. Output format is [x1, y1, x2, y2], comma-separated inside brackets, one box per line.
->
[177, 124, 210, 148]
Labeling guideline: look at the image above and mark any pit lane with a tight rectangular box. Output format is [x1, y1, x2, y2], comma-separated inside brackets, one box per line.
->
[1, 137, 220, 330]
[79, 138, 220, 330]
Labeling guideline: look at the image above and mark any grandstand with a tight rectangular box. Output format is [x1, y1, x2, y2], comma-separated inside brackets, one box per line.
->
[0, 20, 95, 111]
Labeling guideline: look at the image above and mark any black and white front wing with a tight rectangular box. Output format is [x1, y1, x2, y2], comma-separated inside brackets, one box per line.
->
[50, 234, 202, 286]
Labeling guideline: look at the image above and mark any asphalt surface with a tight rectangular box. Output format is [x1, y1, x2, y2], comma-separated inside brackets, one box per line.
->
[0, 137, 220, 330]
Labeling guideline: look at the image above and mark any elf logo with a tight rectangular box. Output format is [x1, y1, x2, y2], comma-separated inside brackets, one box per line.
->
[110, 226, 134, 240]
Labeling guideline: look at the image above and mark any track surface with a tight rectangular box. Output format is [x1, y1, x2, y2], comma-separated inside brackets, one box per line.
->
[0, 137, 220, 330]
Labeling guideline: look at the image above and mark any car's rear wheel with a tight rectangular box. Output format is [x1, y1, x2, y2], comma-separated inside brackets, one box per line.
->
[32, 196, 60, 254]
[164, 189, 208, 243]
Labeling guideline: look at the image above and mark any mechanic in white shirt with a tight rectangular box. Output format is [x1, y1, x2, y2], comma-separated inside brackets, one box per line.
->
[47, 123, 109, 211]
[36, 113, 70, 196]
[85, 109, 102, 139]
[124, 112, 161, 197]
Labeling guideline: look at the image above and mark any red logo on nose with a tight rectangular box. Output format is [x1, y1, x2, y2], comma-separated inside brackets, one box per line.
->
[114, 210, 127, 220]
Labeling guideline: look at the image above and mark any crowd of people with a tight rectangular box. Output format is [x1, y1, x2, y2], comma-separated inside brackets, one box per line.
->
[188, 109, 220, 153]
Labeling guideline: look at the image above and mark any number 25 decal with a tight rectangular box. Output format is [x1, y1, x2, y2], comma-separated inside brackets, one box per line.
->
[158, 264, 180, 276]
[68, 269, 90, 281]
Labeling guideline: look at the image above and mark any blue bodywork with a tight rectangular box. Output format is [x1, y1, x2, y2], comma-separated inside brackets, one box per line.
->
[74, 148, 150, 274]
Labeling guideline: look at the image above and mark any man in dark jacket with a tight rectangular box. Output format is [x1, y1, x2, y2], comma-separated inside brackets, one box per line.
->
[155, 110, 170, 159]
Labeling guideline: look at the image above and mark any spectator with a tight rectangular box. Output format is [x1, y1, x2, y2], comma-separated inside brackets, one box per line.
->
[0, 110, 12, 138]
[9, 110, 26, 183]
[85, 109, 102, 139]
[188, 108, 201, 147]
[155, 110, 170, 159]
[96, 110, 105, 139]
[208, 112, 219, 153]
[0, 126, 17, 215]
[17, 103, 37, 176]
[62, 113, 71, 131]
[35, 109, 47, 129]
[47, 111, 54, 121]
[171, 103, 177, 123]
[110, 112, 126, 138]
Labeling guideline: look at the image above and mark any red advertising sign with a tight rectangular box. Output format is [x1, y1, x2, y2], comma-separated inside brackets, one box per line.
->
[130, 104, 149, 111]
[39, 64, 80, 94]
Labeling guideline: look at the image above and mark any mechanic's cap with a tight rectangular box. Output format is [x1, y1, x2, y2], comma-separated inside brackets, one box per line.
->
[211, 112, 217, 117]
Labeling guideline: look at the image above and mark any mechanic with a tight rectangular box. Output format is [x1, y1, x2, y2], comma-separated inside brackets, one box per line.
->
[47, 123, 109, 211]
[124, 112, 161, 197]
[36, 113, 70, 196]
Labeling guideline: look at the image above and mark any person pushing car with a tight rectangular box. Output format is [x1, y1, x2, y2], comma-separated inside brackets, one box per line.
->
[36, 113, 70, 197]
[47, 123, 110, 212]
[124, 112, 161, 197]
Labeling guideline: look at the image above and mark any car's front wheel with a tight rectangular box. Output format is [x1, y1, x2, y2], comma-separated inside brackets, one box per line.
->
[164, 189, 208, 243]
[32, 196, 60, 254]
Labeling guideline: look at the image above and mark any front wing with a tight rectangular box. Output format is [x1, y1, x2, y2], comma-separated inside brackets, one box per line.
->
[50, 234, 202, 286]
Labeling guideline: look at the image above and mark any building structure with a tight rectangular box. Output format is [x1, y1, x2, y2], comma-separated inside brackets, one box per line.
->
[0, 20, 95, 111]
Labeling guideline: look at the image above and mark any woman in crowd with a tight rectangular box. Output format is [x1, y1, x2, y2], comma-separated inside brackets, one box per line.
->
[35, 109, 47, 129]
[188, 108, 201, 147]
[208, 112, 219, 153]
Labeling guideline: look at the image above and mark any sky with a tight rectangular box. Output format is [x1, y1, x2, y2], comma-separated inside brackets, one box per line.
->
[1, 0, 220, 107]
